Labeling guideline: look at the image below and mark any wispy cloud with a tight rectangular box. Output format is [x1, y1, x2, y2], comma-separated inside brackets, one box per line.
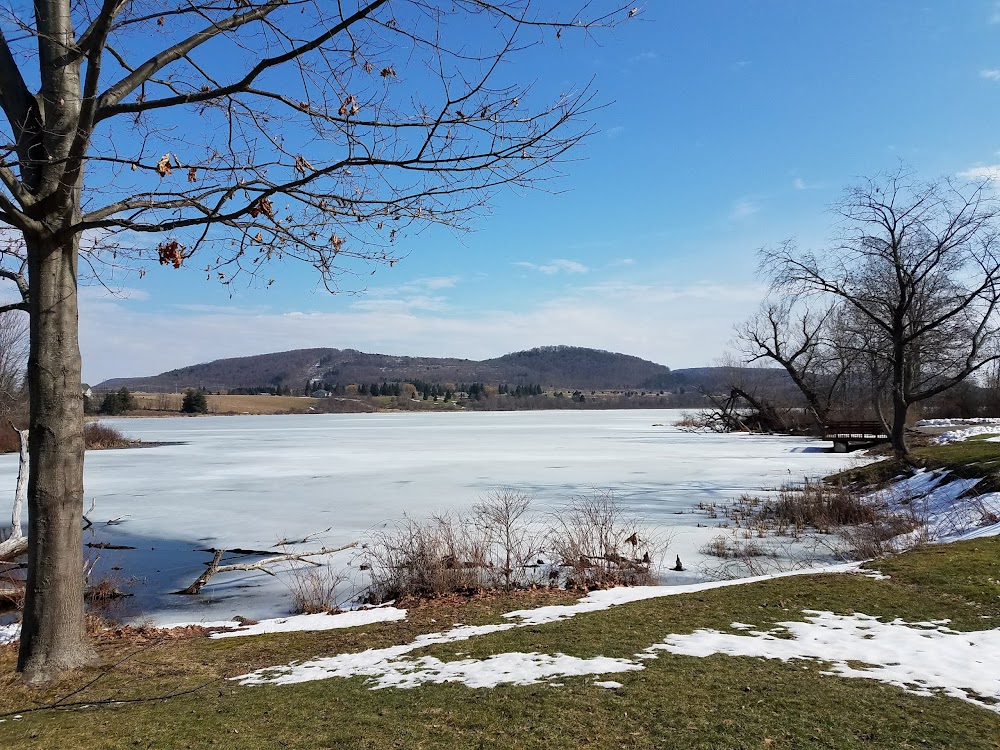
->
[958, 164, 1000, 181]
[728, 198, 761, 221]
[515, 259, 589, 275]
[627, 51, 659, 65]
[991, 1, 1000, 24]
[605, 126, 626, 139]
[395, 276, 460, 293]
[732, 60, 751, 71]
[792, 177, 823, 191]
[981, 69, 1000, 81]
[79, 286, 150, 302]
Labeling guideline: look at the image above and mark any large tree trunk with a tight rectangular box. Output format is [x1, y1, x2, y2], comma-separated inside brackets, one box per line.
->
[890, 388, 909, 459]
[17, 232, 95, 683]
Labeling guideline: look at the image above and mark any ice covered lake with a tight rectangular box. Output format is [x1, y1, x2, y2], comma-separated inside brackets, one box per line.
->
[0, 410, 862, 625]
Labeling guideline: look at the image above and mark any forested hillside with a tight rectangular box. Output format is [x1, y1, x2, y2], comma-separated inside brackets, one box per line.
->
[98, 345, 677, 392]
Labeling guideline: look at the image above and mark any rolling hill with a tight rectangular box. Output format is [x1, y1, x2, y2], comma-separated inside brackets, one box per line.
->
[96, 345, 683, 393]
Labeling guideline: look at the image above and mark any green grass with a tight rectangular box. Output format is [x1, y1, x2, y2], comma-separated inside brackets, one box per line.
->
[831, 437, 1000, 493]
[2, 540, 1000, 749]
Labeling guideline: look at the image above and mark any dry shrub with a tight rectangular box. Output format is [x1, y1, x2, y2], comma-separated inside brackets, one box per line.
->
[364, 513, 487, 603]
[0, 424, 21, 453]
[363, 488, 668, 603]
[699, 534, 775, 560]
[288, 564, 348, 614]
[712, 481, 888, 538]
[471, 488, 541, 591]
[84, 421, 131, 449]
[548, 490, 663, 590]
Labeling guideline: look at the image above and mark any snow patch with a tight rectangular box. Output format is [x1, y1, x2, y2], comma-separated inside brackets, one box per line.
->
[932, 426, 1000, 444]
[865, 468, 1000, 543]
[648, 610, 1000, 713]
[504, 563, 864, 626]
[916, 418, 1000, 427]
[593, 680, 623, 688]
[197, 607, 407, 639]
[236, 562, 866, 689]
[0, 623, 18, 646]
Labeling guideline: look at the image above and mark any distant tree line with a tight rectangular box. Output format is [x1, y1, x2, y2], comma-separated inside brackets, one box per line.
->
[228, 385, 294, 396]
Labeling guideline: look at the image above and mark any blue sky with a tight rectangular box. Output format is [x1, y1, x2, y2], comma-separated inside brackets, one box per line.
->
[75, 2, 1000, 383]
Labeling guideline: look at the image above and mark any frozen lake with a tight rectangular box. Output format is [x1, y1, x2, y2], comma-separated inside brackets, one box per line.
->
[0, 410, 862, 624]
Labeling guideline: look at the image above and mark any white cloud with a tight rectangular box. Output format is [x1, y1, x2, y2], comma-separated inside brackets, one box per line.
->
[792, 177, 822, 191]
[627, 51, 659, 65]
[78, 281, 766, 383]
[605, 126, 626, 139]
[515, 259, 589, 275]
[79, 285, 150, 302]
[981, 69, 1000, 81]
[958, 164, 1000, 181]
[728, 198, 761, 221]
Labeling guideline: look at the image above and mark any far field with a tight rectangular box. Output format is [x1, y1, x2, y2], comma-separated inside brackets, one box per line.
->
[129, 392, 320, 415]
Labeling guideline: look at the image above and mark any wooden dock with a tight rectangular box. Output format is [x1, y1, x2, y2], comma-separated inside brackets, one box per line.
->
[821, 421, 890, 452]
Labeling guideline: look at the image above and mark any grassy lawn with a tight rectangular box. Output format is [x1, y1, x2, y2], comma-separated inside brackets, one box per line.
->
[833, 434, 1000, 493]
[2, 539, 999, 749]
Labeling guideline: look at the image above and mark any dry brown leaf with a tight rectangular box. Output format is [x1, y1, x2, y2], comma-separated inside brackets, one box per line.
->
[156, 239, 185, 268]
[156, 153, 172, 177]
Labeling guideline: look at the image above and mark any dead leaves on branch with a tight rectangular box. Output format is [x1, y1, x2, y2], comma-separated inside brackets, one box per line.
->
[338, 95, 360, 117]
[294, 155, 315, 176]
[156, 240, 185, 269]
[155, 154, 172, 177]
[156, 153, 182, 178]
[250, 197, 274, 219]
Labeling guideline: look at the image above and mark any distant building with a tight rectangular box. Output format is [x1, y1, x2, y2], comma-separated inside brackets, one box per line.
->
[311, 389, 332, 398]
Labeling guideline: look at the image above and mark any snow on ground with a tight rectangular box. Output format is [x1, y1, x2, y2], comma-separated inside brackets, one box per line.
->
[649, 611, 1000, 714]
[235, 562, 867, 688]
[168, 606, 408, 639]
[503, 563, 864, 626]
[866, 468, 1000, 543]
[234, 569, 1000, 713]
[0, 623, 17, 646]
[0, 410, 862, 624]
[932, 426, 1000, 444]
[916, 418, 1000, 427]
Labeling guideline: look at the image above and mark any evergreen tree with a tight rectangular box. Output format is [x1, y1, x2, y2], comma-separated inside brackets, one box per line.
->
[181, 389, 209, 414]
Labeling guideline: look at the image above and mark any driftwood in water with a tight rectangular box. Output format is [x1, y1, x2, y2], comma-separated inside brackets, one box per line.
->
[176, 542, 358, 595]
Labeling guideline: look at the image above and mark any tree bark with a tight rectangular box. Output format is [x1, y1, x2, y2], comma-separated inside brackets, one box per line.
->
[17, 232, 95, 684]
[890, 388, 909, 459]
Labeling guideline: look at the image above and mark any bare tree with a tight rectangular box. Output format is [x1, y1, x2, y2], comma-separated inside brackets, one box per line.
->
[736, 300, 866, 430]
[0, 0, 635, 683]
[764, 169, 1000, 457]
[0, 307, 27, 410]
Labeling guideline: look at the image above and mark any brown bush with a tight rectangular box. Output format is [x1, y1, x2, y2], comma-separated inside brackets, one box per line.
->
[289, 565, 348, 614]
[547, 490, 664, 590]
[84, 421, 132, 449]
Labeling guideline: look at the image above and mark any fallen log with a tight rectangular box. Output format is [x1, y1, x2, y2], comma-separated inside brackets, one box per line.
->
[175, 542, 358, 595]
